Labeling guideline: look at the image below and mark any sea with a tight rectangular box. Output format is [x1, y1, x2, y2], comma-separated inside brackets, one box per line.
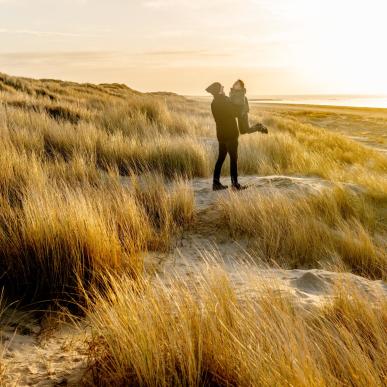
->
[249, 95, 387, 109]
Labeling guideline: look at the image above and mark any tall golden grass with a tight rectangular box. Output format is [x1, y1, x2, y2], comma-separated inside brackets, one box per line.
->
[0, 71, 386, 301]
[86, 267, 387, 386]
[257, 103, 387, 149]
[2, 72, 386, 186]
[217, 186, 386, 279]
[0, 169, 194, 303]
[0, 74, 203, 302]
[0, 72, 386, 385]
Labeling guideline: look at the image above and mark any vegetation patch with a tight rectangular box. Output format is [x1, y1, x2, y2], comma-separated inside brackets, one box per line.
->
[87, 269, 387, 387]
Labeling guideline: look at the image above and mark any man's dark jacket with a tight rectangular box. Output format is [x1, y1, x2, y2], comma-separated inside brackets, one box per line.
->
[211, 94, 239, 142]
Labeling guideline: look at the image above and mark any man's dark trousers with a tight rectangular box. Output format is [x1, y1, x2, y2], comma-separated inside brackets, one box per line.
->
[213, 138, 238, 185]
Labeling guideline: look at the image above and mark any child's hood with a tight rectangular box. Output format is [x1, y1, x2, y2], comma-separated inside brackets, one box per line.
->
[230, 87, 246, 96]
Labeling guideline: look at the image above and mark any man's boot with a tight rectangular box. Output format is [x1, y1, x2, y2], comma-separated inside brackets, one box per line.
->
[213, 181, 228, 191]
[232, 182, 248, 191]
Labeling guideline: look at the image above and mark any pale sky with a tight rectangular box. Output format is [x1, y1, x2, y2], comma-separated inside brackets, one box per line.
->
[1, 0, 387, 95]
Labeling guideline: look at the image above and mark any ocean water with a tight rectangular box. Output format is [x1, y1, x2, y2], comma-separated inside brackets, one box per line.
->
[249, 95, 387, 109]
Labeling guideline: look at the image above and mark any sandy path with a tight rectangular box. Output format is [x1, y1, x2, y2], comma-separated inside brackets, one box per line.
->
[146, 175, 386, 307]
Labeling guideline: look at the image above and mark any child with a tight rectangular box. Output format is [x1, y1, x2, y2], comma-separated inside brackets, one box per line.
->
[229, 80, 268, 135]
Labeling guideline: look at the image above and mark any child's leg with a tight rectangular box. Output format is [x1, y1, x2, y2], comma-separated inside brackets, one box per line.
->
[238, 114, 250, 134]
[248, 120, 269, 134]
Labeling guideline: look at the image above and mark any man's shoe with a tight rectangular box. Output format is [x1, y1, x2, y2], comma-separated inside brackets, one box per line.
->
[213, 182, 228, 191]
[232, 183, 248, 191]
[251, 123, 268, 134]
[257, 123, 268, 134]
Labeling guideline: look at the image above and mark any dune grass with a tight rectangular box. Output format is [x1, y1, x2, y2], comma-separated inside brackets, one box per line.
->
[1, 104, 210, 179]
[0, 73, 386, 385]
[258, 103, 387, 149]
[0, 172, 194, 304]
[0, 75, 202, 303]
[86, 267, 387, 386]
[213, 112, 387, 203]
[217, 186, 386, 279]
[2, 72, 386, 187]
[0, 72, 386, 300]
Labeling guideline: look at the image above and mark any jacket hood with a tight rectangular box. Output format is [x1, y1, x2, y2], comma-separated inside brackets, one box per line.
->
[205, 82, 222, 95]
[230, 87, 246, 94]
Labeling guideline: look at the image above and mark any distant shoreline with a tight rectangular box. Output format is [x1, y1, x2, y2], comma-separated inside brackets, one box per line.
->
[251, 102, 387, 113]
[250, 98, 387, 109]
[192, 95, 387, 110]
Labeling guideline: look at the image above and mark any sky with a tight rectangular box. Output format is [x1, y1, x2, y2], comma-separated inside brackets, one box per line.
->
[1, 0, 387, 95]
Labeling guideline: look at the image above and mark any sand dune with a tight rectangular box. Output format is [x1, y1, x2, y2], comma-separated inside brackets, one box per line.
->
[1, 174, 385, 386]
[2, 265, 384, 386]
[0, 73, 385, 385]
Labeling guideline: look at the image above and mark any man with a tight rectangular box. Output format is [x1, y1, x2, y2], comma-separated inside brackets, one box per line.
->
[206, 82, 246, 191]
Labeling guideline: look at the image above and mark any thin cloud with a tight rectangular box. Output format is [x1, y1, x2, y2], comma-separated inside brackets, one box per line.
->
[142, 50, 232, 57]
[142, 0, 240, 9]
[0, 51, 118, 67]
[0, 28, 101, 38]
[0, 50, 231, 64]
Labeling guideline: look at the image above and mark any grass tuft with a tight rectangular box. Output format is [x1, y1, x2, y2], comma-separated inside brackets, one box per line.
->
[86, 268, 387, 386]
[217, 186, 386, 279]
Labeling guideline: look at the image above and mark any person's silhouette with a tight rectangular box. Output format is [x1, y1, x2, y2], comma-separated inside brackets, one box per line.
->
[205, 82, 246, 191]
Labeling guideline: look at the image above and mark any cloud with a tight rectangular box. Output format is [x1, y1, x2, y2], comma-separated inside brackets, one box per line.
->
[0, 50, 231, 68]
[0, 0, 89, 4]
[142, 0, 240, 10]
[0, 51, 116, 64]
[0, 28, 101, 38]
[141, 49, 231, 57]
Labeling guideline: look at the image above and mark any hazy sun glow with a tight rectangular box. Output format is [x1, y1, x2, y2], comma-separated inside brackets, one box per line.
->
[1, 0, 387, 94]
